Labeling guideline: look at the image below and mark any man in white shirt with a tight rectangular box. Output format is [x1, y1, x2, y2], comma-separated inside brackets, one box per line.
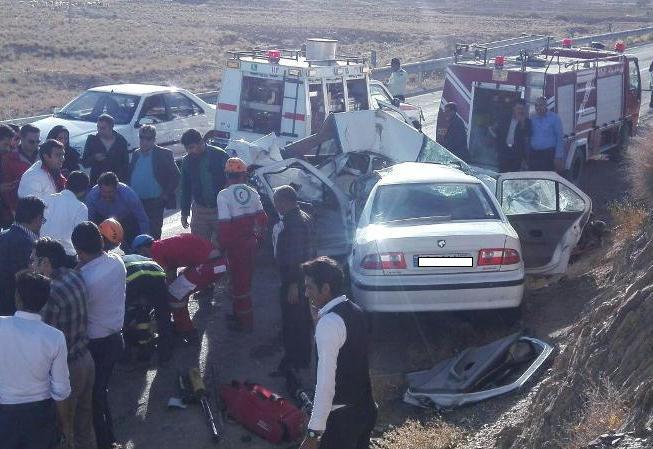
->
[17, 139, 67, 202]
[387, 58, 408, 102]
[299, 257, 376, 449]
[0, 271, 71, 449]
[41, 171, 90, 264]
[72, 221, 126, 449]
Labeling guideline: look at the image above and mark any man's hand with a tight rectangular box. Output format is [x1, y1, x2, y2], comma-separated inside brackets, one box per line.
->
[299, 437, 320, 449]
[181, 215, 189, 229]
[94, 153, 107, 161]
[554, 158, 565, 173]
[287, 283, 299, 305]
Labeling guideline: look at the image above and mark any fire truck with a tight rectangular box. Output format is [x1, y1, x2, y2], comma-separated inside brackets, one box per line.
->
[436, 40, 642, 183]
[207, 38, 372, 149]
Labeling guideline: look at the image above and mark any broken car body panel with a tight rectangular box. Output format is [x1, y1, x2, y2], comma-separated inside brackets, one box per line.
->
[403, 333, 554, 410]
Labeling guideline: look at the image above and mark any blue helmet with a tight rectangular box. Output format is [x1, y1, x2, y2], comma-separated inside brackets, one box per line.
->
[132, 234, 154, 251]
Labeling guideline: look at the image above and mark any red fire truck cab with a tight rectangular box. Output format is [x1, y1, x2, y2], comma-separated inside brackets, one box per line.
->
[437, 42, 641, 182]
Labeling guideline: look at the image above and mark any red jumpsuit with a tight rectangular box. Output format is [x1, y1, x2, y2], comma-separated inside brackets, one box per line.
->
[150, 233, 227, 332]
[217, 183, 268, 330]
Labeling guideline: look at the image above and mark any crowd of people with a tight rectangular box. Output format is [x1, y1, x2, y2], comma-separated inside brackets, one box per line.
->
[0, 114, 376, 449]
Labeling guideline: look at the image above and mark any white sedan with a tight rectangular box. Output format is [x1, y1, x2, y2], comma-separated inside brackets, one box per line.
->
[32, 84, 215, 159]
[348, 162, 591, 313]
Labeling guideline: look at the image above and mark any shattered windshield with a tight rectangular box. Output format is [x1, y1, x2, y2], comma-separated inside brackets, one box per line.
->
[417, 136, 471, 172]
[371, 182, 498, 223]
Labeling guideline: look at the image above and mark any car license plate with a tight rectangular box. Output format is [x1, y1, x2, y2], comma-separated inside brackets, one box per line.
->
[415, 255, 473, 268]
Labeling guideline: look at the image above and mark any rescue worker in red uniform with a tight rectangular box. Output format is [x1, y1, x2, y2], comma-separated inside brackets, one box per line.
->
[132, 233, 227, 341]
[216, 158, 268, 332]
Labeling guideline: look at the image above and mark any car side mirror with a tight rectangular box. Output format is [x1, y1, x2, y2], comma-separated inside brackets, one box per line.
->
[135, 117, 156, 128]
[52, 107, 61, 114]
[391, 98, 401, 107]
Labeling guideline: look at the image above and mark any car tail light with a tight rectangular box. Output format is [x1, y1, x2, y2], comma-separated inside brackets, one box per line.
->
[361, 253, 406, 270]
[478, 248, 521, 266]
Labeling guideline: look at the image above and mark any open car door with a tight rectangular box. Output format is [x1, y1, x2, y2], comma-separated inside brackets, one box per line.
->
[253, 158, 353, 258]
[496, 171, 592, 275]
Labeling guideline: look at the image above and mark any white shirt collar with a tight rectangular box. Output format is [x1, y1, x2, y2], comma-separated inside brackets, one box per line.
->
[318, 295, 348, 318]
[14, 311, 43, 321]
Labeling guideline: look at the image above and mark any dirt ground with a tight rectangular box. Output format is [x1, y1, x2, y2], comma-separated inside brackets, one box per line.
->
[2, 0, 652, 120]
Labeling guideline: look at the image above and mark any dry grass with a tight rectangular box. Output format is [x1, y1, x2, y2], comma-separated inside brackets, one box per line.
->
[564, 377, 628, 449]
[1, 0, 652, 119]
[376, 419, 465, 449]
[608, 200, 648, 241]
[628, 129, 653, 206]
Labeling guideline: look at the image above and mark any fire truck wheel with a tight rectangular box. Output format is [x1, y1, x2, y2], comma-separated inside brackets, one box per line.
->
[569, 148, 586, 186]
[610, 123, 631, 162]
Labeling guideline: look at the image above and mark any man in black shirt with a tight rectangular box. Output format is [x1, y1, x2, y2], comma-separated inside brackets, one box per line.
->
[299, 257, 376, 449]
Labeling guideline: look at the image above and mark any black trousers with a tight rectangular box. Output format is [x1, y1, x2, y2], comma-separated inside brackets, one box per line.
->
[88, 332, 124, 449]
[321, 400, 378, 449]
[141, 198, 165, 240]
[126, 275, 173, 355]
[279, 281, 313, 370]
[0, 399, 58, 449]
[528, 148, 556, 171]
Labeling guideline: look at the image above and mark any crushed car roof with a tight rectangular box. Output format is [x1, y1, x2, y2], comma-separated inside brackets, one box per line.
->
[376, 162, 481, 186]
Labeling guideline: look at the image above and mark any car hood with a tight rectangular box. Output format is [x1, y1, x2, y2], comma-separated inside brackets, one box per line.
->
[356, 220, 516, 245]
[31, 116, 99, 141]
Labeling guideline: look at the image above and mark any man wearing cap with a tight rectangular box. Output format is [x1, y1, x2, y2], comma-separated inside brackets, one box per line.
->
[387, 58, 408, 102]
[216, 157, 267, 332]
[132, 233, 227, 341]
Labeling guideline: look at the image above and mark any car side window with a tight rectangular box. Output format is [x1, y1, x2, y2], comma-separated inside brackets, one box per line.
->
[165, 92, 203, 120]
[139, 94, 169, 123]
[559, 183, 585, 212]
[501, 179, 557, 215]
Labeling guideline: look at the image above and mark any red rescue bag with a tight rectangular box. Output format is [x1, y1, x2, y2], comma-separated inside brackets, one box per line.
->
[219, 381, 306, 443]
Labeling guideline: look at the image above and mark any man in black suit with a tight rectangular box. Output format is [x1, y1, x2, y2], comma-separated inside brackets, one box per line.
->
[0, 196, 46, 315]
[128, 125, 181, 240]
[498, 100, 531, 172]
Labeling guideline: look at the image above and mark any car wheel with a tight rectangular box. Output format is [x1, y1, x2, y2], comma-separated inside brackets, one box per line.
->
[609, 122, 630, 162]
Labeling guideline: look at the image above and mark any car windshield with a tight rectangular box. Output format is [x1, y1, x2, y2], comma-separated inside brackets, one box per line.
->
[55, 91, 140, 125]
[370, 182, 499, 224]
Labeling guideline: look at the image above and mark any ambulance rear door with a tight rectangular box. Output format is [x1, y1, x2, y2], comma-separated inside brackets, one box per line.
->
[280, 76, 308, 142]
[213, 67, 242, 142]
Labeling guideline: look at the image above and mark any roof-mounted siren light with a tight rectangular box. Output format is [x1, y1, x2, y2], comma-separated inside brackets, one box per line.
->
[494, 55, 505, 68]
[266, 50, 281, 63]
[614, 40, 626, 53]
[561, 38, 573, 48]
[306, 38, 337, 65]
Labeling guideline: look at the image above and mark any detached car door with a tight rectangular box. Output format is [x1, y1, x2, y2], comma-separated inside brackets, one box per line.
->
[496, 171, 591, 275]
[253, 159, 353, 258]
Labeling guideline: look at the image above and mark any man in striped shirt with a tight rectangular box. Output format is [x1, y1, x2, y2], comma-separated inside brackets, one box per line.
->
[34, 237, 96, 449]
[122, 254, 173, 362]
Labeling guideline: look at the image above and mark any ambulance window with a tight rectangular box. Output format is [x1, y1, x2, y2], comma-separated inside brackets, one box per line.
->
[310, 84, 326, 132]
[326, 82, 346, 113]
[239, 76, 283, 134]
[347, 79, 369, 111]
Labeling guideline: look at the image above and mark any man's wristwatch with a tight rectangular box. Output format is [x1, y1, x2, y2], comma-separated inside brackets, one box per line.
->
[306, 429, 323, 440]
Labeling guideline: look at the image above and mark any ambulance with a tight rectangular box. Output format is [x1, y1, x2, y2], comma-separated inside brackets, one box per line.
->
[206, 38, 423, 152]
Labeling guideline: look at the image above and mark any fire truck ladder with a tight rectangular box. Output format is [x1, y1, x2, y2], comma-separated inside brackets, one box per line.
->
[280, 75, 301, 138]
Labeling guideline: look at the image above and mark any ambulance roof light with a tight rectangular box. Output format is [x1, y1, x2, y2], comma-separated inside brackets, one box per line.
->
[495, 55, 505, 68]
[562, 38, 573, 48]
[266, 50, 281, 63]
